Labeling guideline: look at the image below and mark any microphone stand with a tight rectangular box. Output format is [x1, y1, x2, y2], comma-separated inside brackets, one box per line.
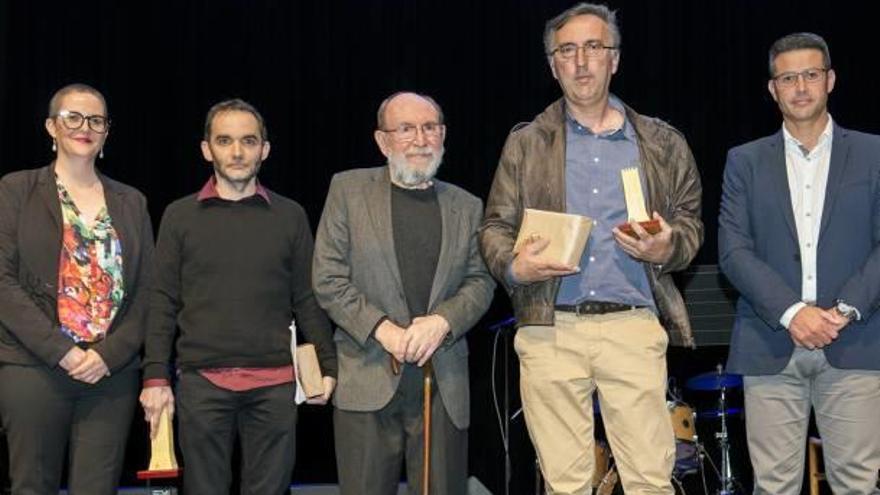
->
[489, 317, 516, 495]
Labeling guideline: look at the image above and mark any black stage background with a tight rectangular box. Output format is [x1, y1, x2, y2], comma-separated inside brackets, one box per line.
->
[1, 1, 877, 493]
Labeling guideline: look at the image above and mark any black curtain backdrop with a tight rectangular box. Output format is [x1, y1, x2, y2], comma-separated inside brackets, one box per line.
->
[2, 1, 878, 492]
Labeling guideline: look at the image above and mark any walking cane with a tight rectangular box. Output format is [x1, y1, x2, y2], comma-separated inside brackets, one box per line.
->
[422, 361, 433, 495]
[389, 355, 432, 495]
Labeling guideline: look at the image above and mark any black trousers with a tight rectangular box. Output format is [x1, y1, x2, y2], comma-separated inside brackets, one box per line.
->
[176, 371, 297, 495]
[0, 363, 138, 495]
[334, 365, 468, 495]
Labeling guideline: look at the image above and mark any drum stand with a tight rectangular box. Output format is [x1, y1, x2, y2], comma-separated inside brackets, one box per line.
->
[688, 365, 743, 495]
[715, 385, 736, 495]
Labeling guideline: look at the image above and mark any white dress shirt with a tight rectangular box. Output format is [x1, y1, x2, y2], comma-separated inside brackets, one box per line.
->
[779, 117, 833, 329]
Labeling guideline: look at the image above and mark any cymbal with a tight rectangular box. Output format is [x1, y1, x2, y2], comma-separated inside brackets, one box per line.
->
[697, 407, 743, 419]
[686, 371, 743, 391]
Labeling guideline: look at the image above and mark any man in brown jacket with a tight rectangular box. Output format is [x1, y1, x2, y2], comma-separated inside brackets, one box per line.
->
[479, 3, 702, 494]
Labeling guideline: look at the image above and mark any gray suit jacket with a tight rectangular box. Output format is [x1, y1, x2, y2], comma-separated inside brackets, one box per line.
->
[312, 167, 495, 429]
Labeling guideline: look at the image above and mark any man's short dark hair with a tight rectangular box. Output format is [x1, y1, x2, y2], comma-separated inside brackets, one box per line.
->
[376, 92, 445, 130]
[543, 3, 620, 58]
[48, 83, 108, 118]
[203, 98, 268, 141]
[768, 32, 831, 77]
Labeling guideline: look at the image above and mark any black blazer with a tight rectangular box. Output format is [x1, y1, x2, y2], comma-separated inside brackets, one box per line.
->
[0, 163, 153, 372]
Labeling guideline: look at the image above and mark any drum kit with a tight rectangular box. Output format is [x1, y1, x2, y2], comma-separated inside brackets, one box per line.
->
[594, 365, 744, 495]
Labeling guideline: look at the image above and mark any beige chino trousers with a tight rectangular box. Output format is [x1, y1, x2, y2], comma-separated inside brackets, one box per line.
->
[515, 308, 676, 495]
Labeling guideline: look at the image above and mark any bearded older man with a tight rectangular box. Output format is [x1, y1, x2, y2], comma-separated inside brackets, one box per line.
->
[312, 91, 495, 495]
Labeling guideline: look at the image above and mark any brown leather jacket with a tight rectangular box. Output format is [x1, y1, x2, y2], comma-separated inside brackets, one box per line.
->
[479, 98, 703, 347]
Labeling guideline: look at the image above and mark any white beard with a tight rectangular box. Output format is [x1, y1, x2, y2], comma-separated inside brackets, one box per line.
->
[388, 146, 444, 187]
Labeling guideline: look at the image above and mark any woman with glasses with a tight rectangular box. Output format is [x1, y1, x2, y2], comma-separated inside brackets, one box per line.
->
[0, 83, 153, 494]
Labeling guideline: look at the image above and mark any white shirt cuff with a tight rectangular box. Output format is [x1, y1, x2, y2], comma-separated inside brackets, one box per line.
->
[780, 302, 807, 329]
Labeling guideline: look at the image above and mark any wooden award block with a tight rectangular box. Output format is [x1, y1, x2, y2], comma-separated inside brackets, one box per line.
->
[296, 343, 324, 398]
[137, 409, 180, 480]
[513, 209, 592, 266]
[618, 167, 660, 238]
[617, 219, 662, 238]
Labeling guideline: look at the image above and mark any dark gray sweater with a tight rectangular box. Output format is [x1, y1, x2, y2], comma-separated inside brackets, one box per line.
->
[142, 189, 336, 381]
[391, 183, 441, 318]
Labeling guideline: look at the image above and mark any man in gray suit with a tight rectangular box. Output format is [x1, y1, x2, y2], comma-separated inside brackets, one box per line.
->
[312, 92, 495, 495]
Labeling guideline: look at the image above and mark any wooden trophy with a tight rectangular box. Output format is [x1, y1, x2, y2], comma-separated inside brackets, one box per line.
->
[618, 167, 661, 237]
[137, 409, 181, 493]
[513, 209, 592, 266]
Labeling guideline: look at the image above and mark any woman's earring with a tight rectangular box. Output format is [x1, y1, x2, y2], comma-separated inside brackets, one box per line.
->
[99, 148, 104, 159]
[52, 139, 57, 152]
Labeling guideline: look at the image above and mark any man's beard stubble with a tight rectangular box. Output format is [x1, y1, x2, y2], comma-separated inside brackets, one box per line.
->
[213, 159, 262, 189]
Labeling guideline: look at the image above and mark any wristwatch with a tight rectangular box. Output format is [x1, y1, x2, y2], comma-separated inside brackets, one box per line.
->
[834, 299, 859, 321]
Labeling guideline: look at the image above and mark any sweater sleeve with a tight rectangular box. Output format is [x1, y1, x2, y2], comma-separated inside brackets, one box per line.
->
[142, 205, 183, 381]
[290, 206, 337, 379]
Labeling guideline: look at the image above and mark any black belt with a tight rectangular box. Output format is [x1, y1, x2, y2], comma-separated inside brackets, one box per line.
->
[555, 300, 642, 315]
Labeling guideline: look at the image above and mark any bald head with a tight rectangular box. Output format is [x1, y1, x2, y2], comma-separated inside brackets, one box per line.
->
[376, 92, 444, 130]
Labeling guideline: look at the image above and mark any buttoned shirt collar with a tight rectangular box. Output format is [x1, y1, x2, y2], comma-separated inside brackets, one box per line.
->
[565, 95, 635, 142]
[782, 116, 833, 158]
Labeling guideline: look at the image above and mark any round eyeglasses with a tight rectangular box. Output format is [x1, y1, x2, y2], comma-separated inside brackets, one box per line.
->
[54, 110, 111, 134]
[380, 122, 444, 143]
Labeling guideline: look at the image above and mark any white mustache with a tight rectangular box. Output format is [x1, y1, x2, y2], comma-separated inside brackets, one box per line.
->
[408, 146, 435, 155]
